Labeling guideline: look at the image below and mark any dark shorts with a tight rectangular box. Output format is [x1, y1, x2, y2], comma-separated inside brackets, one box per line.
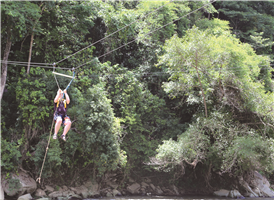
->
[54, 113, 71, 125]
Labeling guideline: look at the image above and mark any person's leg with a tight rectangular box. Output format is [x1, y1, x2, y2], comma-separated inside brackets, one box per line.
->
[62, 119, 71, 136]
[53, 116, 62, 139]
[60, 116, 71, 141]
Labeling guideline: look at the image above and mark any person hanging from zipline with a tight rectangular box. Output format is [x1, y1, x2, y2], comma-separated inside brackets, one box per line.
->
[53, 89, 72, 141]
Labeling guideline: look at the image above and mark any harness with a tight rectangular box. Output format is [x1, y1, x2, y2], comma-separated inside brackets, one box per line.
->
[56, 98, 67, 109]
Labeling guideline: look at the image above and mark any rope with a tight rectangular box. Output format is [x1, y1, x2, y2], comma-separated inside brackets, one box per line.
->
[55, 0, 173, 65]
[53, 63, 60, 89]
[36, 117, 55, 184]
[75, 0, 217, 70]
[36, 67, 75, 182]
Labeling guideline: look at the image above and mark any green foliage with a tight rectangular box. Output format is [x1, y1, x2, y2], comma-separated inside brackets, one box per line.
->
[1, 138, 21, 172]
[69, 83, 122, 175]
[216, 1, 274, 55]
[16, 68, 50, 129]
[7, 178, 21, 196]
[1, 1, 41, 40]
[155, 22, 274, 177]
[156, 113, 274, 175]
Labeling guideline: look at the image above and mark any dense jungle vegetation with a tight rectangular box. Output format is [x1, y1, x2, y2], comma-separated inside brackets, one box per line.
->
[1, 0, 274, 191]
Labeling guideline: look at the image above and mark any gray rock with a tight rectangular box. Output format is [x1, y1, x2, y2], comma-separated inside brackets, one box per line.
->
[253, 171, 274, 197]
[239, 177, 258, 197]
[127, 183, 140, 194]
[17, 193, 32, 200]
[143, 178, 151, 183]
[48, 191, 63, 198]
[107, 181, 118, 189]
[149, 183, 156, 191]
[155, 186, 163, 195]
[128, 177, 135, 183]
[36, 198, 50, 200]
[35, 188, 46, 197]
[63, 190, 75, 197]
[84, 181, 100, 197]
[72, 185, 88, 197]
[2, 171, 37, 197]
[112, 189, 121, 196]
[141, 182, 149, 188]
[44, 185, 55, 193]
[213, 189, 230, 197]
[62, 186, 68, 191]
[229, 190, 243, 198]
[171, 185, 179, 196]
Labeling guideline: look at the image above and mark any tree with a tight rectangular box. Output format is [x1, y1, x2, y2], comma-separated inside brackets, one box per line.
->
[1, 1, 41, 99]
[155, 20, 274, 178]
[216, 1, 274, 56]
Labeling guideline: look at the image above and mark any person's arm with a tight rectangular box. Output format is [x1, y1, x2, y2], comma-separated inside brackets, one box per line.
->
[54, 89, 62, 103]
[64, 89, 70, 104]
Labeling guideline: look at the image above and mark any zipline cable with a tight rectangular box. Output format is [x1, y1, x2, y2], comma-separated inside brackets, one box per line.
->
[1, 60, 51, 65]
[75, 0, 217, 70]
[0, 60, 70, 70]
[55, 0, 174, 64]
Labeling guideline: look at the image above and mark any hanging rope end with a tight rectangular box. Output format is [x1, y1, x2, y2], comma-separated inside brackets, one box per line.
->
[36, 177, 41, 184]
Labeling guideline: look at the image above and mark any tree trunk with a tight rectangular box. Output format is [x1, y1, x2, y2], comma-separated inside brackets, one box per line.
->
[1, 27, 12, 100]
[27, 32, 34, 74]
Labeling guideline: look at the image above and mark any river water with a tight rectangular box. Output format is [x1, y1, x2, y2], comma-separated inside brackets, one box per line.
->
[82, 196, 274, 200]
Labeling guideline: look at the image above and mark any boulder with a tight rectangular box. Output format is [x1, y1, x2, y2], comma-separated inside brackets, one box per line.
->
[106, 191, 112, 197]
[171, 185, 179, 195]
[229, 190, 243, 198]
[141, 182, 149, 188]
[36, 198, 50, 200]
[17, 193, 32, 200]
[84, 181, 100, 197]
[71, 185, 88, 198]
[252, 171, 274, 197]
[106, 181, 118, 189]
[48, 191, 63, 198]
[35, 188, 46, 197]
[62, 190, 75, 197]
[239, 177, 258, 197]
[44, 185, 55, 193]
[213, 189, 230, 197]
[2, 171, 37, 197]
[112, 189, 121, 196]
[143, 178, 151, 183]
[127, 183, 140, 194]
[0, 183, 4, 200]
[155, 186, 163, 195]
[62, 186, 68, 191]
[149, 183, 156, 191]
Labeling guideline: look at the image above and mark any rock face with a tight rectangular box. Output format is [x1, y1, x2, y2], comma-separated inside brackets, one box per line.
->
[214, 171, 274, 198]
[127, 183, 140, 194]
[1, 171, 37, 197]
[252, 171, 274, 197]
[239, 171, 274, 197]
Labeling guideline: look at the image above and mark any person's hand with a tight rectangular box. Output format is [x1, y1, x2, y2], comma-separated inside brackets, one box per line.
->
[63, 89, 67, 94]
[57, 89, 62, 95]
